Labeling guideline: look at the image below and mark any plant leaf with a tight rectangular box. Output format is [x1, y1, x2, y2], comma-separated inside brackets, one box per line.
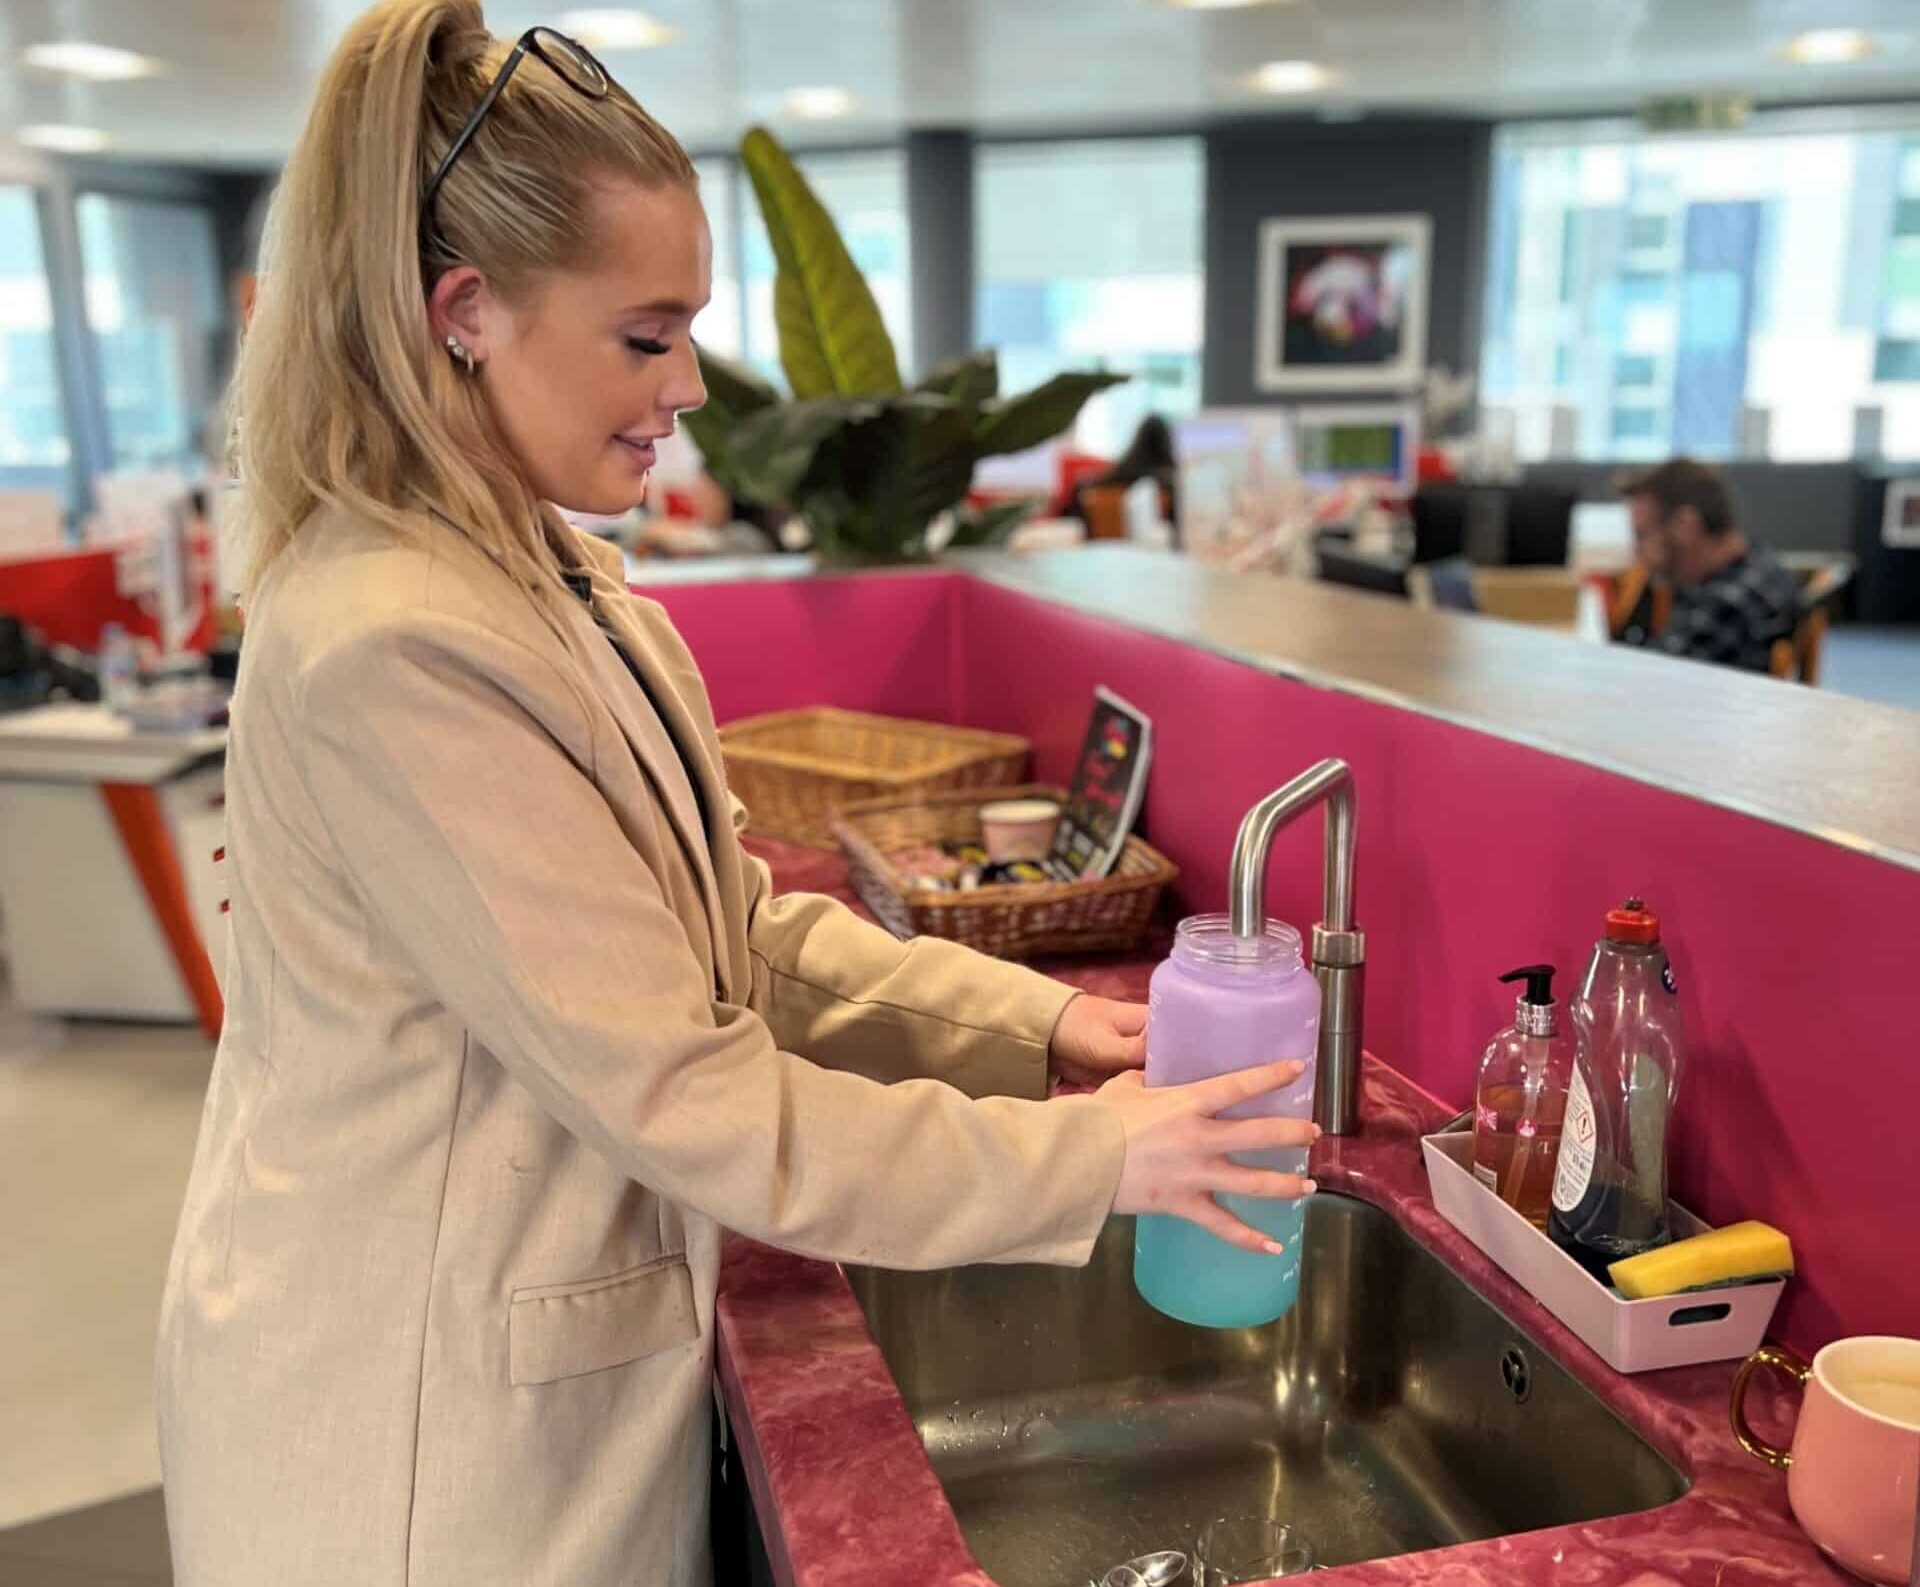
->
[679, 346, 783, 499]
[825, 395, 962, 553]
[915, 349, 999, 411]
[973, 370, 1131, 458]
[676, 404, 737, 494]
[761, 393, 966, 559]
[730, 397, 877, 503]
[945, 498, 1038, 549]
[901, 400, 978, 530]
[697, 345, 782, 414]
[741, 126, 903, 400]
[837, 406, 918, 553]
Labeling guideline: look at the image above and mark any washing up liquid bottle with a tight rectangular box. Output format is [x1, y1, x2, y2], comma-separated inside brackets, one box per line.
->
[1133, 913, 1320, 1329]
[1471, 965, 1578, 1230]
[1551, 898, 1686, 1279]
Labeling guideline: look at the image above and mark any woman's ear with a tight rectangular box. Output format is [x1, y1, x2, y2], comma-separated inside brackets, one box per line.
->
[428, 265, 492, 364]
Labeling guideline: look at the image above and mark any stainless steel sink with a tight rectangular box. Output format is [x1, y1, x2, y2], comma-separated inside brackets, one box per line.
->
[845, 1195, 1688, 1585]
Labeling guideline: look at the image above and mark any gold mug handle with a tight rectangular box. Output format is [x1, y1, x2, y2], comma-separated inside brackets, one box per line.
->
[1731, 1344, 1812, 1470]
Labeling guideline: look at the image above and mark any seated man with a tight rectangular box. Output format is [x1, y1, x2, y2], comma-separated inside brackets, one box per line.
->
[1617, 459, 1800, 673]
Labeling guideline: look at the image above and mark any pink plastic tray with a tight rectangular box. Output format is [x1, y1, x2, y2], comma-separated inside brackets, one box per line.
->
[1422, 1131, 1785, 1374]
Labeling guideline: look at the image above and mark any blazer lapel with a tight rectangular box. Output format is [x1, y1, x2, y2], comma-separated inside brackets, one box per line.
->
[546, 545, 741, 1004]
[604, 584, 758, 1004]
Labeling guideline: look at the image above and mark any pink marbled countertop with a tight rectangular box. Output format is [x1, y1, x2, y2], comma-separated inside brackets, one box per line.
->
[717, 841, 1847, 1587]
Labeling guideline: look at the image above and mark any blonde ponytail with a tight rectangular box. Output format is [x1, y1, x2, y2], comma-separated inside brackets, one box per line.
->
[232, 0, 694, 600]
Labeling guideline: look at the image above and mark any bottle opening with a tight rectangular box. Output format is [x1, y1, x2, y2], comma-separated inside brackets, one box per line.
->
[1605, 897, 1661, 945]
[1174, 912, 1303, 971]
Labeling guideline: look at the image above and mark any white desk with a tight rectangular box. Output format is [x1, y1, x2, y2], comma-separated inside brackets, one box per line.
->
[0, 704, 227, 1030]
[0, 702, 226, 782]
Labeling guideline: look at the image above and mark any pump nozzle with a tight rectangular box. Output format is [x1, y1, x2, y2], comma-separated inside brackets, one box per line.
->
[1500, 965, 1558, 1038]
[1501, 965, 1557, 1006]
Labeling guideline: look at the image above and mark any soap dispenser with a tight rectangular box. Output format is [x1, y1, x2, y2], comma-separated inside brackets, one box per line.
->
[1471, 965, 1578, 1230]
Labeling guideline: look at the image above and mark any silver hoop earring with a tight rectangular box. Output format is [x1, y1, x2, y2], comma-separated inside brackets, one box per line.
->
[445, 335, 477, 376]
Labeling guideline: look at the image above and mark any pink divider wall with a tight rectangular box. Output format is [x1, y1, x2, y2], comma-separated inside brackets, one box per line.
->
[639, 571, 959, 725]
[645, 570, 1919, 1355]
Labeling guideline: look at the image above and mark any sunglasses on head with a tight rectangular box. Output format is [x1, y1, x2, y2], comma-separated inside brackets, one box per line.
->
[419, 26, 612, 254]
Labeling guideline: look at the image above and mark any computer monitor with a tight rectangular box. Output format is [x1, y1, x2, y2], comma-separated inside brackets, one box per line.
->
[1289, 403, 1419, 491]
[1174, 403, 1419, 558]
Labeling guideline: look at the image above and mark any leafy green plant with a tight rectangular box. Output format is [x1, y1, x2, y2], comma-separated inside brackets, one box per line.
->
[681, 127, 1126, 562]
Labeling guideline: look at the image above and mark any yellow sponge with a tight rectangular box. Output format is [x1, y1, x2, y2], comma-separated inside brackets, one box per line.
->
[1607, 1222, 1795, 1300]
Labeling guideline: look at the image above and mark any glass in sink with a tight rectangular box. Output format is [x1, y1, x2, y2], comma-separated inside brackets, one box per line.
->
[844, 1194, 1689, 1586]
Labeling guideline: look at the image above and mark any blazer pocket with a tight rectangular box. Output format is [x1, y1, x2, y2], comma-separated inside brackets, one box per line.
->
[509, 1253, 700, 1386]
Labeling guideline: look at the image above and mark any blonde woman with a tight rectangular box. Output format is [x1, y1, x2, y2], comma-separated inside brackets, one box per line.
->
[155, 4, 1319, 1583]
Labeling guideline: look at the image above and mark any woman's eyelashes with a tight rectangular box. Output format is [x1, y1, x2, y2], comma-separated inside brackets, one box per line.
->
[625, 334, 671, 357]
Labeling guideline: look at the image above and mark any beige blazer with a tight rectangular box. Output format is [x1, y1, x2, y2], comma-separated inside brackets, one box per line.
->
[156, 506, 1125, 1587]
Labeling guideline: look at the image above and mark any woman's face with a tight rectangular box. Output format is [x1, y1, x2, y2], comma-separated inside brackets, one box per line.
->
[450, 180, 712, 516]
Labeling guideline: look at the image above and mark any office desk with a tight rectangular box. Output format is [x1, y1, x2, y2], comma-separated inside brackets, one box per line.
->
[0, 705, 226, 1033]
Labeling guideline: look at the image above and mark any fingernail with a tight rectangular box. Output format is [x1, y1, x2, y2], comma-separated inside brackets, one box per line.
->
[1264, 1240, 1287, 1256]
[1302, 1179, 1319, 1196]
[1312, 1125, 1324, 1140]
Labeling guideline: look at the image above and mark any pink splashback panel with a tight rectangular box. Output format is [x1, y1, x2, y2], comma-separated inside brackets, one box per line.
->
[640, 570, 961, 726]
[646, 569, 1919, 1355]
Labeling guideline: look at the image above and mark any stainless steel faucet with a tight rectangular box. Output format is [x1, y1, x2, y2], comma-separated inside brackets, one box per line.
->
[1228, 759, 1365, 1134]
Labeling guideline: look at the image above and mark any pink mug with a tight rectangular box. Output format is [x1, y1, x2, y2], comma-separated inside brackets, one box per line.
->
[1731, 1335, 1920, 1585]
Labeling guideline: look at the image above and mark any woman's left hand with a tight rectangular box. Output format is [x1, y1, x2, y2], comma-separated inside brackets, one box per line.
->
[1049, 994, 1148, 1089]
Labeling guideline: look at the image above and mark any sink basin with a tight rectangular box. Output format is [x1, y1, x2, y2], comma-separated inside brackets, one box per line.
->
[845, 1194, 1689, 1585]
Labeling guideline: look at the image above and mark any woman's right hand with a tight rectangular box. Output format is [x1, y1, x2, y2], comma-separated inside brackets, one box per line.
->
[1100, 1060, 1320, 1254]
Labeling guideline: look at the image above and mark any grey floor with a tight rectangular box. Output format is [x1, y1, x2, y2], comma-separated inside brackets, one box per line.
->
[0, 1003, 207, 1584]
[1821, 624, 1920, 712]
[0, 1490, 170, 1586]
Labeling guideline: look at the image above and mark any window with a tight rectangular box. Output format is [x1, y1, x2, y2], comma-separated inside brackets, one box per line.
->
[1482, 110, 1920, 463]
[76, 193, 224, 469]
[691, 156, 744, 360]
[0, 186, 70, 477]
[737, 149, 912, 383]
[975, 137, 1204, 457]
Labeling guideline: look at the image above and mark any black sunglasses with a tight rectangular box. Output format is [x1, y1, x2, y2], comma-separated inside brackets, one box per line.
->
[419, 26, 611, 252]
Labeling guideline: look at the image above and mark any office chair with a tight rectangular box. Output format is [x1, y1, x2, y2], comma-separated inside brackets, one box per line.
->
[1769, 559, 1854, 685]
[1410, 483, 1469, 565]
[1502, 485, 1578, 567]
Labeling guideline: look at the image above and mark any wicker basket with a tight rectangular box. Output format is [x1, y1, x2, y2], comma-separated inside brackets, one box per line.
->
[719, 708, 1031, 849]
[831, 784, 1179, 960]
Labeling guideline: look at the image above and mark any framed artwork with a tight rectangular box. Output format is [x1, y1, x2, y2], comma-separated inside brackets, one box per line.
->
[1255, 214, 1431, 393]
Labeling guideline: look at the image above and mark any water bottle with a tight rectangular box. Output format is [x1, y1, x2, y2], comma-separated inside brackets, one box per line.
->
[100, 623, 139, 714]
[1133, 913, 1320, 1329]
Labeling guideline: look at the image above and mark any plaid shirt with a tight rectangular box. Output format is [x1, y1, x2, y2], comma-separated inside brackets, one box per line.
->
[1623, 547, 1800, 673]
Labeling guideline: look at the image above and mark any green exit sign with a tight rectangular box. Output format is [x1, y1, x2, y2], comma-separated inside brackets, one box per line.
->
[1640, 95, 1752, 132]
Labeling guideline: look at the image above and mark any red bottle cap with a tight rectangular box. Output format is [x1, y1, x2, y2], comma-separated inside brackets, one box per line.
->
[1605, 896, 1661, 945]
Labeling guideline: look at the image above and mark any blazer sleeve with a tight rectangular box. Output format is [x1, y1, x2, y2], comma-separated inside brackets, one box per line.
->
[730, 801, 1077, 1102]
[295, 607, 1123, 1270]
